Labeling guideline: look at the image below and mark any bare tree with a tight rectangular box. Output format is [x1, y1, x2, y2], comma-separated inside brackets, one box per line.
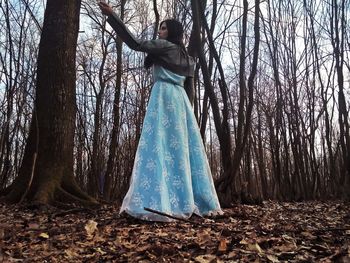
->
[0, 0, 40, 189]
[103, 0, 127, 201]
[330, 0, 350, 198]
[215, 0, 260, 205]
[1, 0, 97, 206]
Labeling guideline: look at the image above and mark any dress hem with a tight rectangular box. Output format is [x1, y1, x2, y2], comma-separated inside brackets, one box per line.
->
[120, 207, 224, 222]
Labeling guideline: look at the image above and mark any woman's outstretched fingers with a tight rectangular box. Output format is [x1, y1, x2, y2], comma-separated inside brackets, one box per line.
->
[98, 1, 113, 16]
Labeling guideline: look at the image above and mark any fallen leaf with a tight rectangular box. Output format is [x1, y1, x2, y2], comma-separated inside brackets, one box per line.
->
[266, 254, 280, 262]
[38, 232, 49, 239]
[197, 231, 211, 246]
[0, 201, 348, 262]
[65, 249, 79, 259]
[276, 251, 297, 260]
[146, 251, 157, 260]
[239, 239, 249, 245]
[84, 220, 98, 237]
[122, 241, 136, 249]
[95, 247, 106, 255]
[218, 238, 228, 252]
[275, 241, 297, 252]
[229, 217, 237, 223]
[227, 250, 238, 259]
[301, 231, 316, 239]
[155, 231, 169, 237]
[28, 223, 40, 229]
[247, 243, 263, 253]
[194, 254, 217, 263]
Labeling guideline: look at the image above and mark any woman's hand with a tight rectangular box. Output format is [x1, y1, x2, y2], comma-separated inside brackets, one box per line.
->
[98, 1, 113, 16]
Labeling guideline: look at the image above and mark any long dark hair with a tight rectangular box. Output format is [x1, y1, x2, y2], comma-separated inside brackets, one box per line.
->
[144, 19, 186, 68]
[162, 19, 184, 45]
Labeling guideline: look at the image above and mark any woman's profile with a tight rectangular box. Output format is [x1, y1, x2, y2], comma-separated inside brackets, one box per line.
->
[99, 1, 222, 221]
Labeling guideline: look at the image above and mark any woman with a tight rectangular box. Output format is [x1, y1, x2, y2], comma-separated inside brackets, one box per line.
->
[99, 1, 222, 221]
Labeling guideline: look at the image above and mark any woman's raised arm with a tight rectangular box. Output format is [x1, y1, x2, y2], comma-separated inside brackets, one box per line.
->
[98, 1, 173, 54]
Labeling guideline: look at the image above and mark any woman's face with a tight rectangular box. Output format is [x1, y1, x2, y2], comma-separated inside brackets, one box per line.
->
[158, 22, 168, 39]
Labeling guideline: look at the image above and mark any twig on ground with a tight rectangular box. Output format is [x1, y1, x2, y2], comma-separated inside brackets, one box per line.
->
[144, 207, 201, 225]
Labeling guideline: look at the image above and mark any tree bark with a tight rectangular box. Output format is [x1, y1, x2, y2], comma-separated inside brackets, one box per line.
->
[2, 0, 97, 207]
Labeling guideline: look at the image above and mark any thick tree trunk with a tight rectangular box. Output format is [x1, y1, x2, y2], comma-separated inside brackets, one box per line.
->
[2, 0, 96, 206]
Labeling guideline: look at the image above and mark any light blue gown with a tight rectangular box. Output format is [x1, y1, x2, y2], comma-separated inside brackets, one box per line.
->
[120, 66, 222, 221]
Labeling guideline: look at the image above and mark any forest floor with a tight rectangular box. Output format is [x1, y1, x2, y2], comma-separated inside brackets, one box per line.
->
[0, 201, 349, 262]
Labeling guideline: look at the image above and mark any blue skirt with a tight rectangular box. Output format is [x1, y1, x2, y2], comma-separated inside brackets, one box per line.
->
[120, 67, 222, 221]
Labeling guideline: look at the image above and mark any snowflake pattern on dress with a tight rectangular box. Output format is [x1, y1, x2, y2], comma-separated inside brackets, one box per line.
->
[152, 145, 161, 154]
[183, 200, 193, 213]
[170, 135, 181, 150]
[170, 191, 180, 208]
[120, 66, 222, 221]
[131, 192, 143, 208]
[155, 183, 165, 193]
[149, 197, 160, 210]
[166, 102, 176, 112]
[164, 152, 175, 167]
[146, 159, 157, 171]
[161, 115, 171, 128]
[172, 174, 184, 190]
[143, 122, 153, 134]
[140, 176, 151, 190]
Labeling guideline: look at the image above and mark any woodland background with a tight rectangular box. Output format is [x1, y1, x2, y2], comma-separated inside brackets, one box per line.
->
[0, 0, 349, 206]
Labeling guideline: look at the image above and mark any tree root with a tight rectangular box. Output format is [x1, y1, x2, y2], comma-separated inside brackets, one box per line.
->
[19, 153, 37, 204]
[2, 178, 99, 210]
[55, 186, 99, 208]
[61, 176, 97, 204]
[95, 197, 113, 205]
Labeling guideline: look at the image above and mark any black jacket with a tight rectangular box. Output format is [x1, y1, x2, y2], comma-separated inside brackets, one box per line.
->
[107, 12, 195, 103]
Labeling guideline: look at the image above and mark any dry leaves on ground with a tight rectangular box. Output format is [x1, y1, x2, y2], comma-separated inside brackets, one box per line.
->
[0, 201, 349, 262]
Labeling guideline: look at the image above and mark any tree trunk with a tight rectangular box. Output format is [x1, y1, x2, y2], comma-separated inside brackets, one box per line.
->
[2, 0, 96, 206]
[190, 0, 236, 207]
[216, 0, 260, 206]
[103, 0, 126, 201]
[331, 0, 350, 199]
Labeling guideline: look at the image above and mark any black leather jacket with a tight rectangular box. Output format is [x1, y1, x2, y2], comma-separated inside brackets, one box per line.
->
[107, 12, 195, 103]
